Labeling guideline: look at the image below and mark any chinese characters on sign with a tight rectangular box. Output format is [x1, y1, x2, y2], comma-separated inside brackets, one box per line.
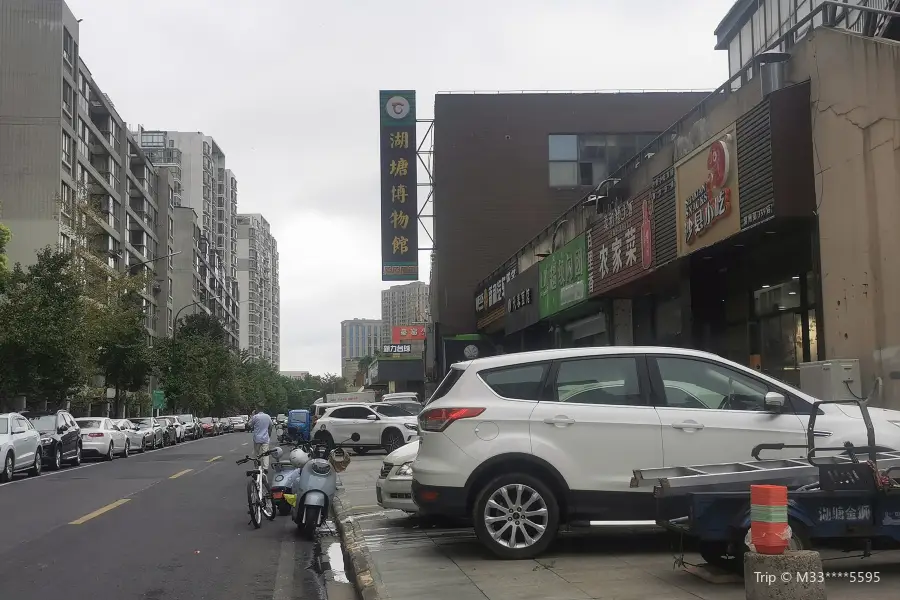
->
[391, 325, 426, 343]
[589, 189, 654, 297]
[506, 288, 532, 313]
[379, 90, 418, 281]
[382, 344, 412, 354]
[475, 265, 517, 328]
[742, 203, 774, 229]
[538, 234, 587, 319]
[675, 125, 741, 257]
[817, 505, 872, 522]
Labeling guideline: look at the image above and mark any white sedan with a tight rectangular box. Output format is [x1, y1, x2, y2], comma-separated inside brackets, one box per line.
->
[75, 418, 129, 460]
[376, 440, 419, 513]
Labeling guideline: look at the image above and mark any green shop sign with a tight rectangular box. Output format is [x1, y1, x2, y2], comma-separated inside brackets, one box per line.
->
[539, 233, 587, 318]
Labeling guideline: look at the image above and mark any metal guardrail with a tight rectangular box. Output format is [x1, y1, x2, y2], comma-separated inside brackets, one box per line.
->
[475, 0, 900, 291]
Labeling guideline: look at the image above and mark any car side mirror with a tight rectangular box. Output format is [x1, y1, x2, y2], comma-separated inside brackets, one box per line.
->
[366, 414, 377, 421]
[765, 391, 786, 411]
[351, 433, 361, 442]
[11, 427, 24, 435]
[58, 426, 66, 434]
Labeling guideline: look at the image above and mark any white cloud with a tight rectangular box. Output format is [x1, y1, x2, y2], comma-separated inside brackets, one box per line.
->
[67, 0, 735, 374]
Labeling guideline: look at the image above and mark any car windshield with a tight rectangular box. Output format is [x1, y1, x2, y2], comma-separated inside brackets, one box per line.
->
[157, 418, 171, 425]
[394, 403, 421, 414]
[230, 417, 242, 422]
[374, 405, 410, 417]
[28, 415, 58, 432]
[199, 417, 213, 423]
[0, 418, 8, 434]
[178, 415, 193, 421]
[134, 421, 152, 429]
[77, 419, 103, 429]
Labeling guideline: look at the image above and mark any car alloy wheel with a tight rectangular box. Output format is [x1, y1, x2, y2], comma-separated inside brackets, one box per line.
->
[52, 446, 61, 470]
[30, 451, 42, 476]
[73, 445, 81, 466]
[1, 454, 12, 482]
[473, 472, 560, 560]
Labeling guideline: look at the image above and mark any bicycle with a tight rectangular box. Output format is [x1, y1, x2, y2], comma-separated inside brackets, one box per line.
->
[236, 448, 278, 528]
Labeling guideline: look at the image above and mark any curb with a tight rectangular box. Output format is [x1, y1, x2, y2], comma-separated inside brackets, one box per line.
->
[332, 489, 388, 600]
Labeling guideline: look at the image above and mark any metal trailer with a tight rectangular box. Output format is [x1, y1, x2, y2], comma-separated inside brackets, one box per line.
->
[630, 398, 900, 570]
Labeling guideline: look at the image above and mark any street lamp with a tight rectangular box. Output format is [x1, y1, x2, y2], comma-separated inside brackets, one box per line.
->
[165, 299, 204, 416]
[126, 249, 182, 276]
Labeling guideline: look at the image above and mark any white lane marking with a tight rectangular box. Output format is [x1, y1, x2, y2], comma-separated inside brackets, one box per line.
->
[242, 442, 249, 446]
[0, 435, 221, 488]
[272, 520, 296, 600]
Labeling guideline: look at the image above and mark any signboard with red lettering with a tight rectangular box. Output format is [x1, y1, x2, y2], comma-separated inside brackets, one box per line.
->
[391, 325, 426, 343]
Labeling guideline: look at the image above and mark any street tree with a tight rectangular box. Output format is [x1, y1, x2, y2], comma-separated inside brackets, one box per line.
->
[0, 221, 11, 283]
[95, 290, 152, 418]
[0, 249, 87, 408]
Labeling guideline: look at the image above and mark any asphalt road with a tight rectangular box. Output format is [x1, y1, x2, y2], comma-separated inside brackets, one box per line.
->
[0, 432, 328, 600]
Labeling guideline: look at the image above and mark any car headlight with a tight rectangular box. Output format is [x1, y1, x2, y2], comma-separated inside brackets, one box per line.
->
[403, 423, 417, 431]
[396, 462, 414, 477]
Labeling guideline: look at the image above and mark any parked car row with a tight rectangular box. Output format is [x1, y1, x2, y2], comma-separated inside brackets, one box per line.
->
[0, 410, 248, 482]
[372, 346, 900, 560]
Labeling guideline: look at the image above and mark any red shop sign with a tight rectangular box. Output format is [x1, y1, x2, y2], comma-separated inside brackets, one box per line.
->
[588, 187, 654, 296]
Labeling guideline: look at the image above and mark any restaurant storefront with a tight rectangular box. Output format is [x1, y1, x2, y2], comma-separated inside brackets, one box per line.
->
[672, 82, 818, 385]
[503, 264, 550, 351]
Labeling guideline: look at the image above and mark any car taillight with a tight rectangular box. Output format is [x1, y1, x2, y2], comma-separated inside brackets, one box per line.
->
[88, 432, 104, 438]
[418, 407, 485, 432]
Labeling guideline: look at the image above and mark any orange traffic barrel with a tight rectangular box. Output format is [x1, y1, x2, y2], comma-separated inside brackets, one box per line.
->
[750, 484, 789, 555]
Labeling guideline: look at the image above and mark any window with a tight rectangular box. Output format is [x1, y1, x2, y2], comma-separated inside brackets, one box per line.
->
[61, 131, 72, 167]
[328, 407, 372, 420]
[479, 363, 548, 400]
[374, 405, 410, 418]
[656, 357, 769, 412]
[767, 0, 781, 43]
[753, 7, 766, 52]
[63, 28, 74, 64]
[553, 357, 643, 405]
[549, 133, 656, 188]
[62, 80, 73, 115]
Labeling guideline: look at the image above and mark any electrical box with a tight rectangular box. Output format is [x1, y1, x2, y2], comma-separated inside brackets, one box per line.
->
[798, 359, 862, 401]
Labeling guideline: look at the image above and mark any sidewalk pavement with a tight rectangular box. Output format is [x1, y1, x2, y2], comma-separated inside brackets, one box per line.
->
[332, 455, 900, 600]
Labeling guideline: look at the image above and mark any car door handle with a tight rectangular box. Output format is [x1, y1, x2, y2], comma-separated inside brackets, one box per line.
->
[671, 421, 705, 430]
[543, 417, 575, 426]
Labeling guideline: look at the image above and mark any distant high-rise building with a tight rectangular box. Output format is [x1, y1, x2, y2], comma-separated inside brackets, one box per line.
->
[380, 282, 429, 347]
[236, 213, 280, 366]
[281, 371, 310, 381]
[139, 129, 240, 348]
[341, 319, 381, 381]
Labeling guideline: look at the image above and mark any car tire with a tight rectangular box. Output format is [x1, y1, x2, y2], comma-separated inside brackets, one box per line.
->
[50, 445, 62, 471]
[28, 450, 42, 477]
[70, 444, 82, 466]
[106, 443, 114, 461]
[0, 452, 12, 483]
[382, 429, 404, 454]
[473, 472, 560, 560]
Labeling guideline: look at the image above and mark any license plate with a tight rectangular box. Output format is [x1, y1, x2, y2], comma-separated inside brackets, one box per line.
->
[376, 486, 383, 504]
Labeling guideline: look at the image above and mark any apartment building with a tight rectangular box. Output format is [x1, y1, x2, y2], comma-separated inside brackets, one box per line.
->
[380, 282, 429, 347]
[340, 319, 381, 381]
[139, 130, 240, 347]
[281, 371, 310, 381]
[0, 0, 168, 344]
[236, 213, 280, 366]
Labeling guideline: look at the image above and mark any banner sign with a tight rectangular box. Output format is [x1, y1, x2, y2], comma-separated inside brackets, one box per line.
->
[589, 187, 654, 296]
[504, 265, 540, 334]
[539, 234, 587, 319]
[391, 325, 426, 343]
[475, 263, 517, 330]
[380, 90, 418, 281]
[382, 344, 412, 354]
[675, 123, 740, 257]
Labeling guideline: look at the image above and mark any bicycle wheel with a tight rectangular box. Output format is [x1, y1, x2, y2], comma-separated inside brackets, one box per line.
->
[247, 479, 261, 529]
[260, 475, 276, 521]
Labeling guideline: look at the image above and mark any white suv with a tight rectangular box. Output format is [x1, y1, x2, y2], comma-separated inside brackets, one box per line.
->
[412, 347, 900, 559]
[312, 403, 418, 453]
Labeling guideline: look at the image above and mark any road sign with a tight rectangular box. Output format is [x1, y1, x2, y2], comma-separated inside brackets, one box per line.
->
[152, 389, 165, 410]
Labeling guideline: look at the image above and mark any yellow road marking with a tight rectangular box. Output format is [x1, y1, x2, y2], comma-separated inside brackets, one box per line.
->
[169, 469, 193, 479]
[207, 455, 222, 463]
[70, 499, 130, 525]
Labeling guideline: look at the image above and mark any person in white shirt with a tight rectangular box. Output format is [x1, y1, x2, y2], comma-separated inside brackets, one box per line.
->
[248, 408, 274, 472]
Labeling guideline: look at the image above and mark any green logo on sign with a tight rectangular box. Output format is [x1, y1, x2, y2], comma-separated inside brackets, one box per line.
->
[538, 234, 587, 318]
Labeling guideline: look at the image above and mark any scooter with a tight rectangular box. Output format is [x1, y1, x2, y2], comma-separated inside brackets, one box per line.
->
[284, 433, 358, 538]
[269, 441, 313, 516]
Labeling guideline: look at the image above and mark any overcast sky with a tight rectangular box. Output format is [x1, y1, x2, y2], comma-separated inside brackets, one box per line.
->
[68, 0, 735, 376]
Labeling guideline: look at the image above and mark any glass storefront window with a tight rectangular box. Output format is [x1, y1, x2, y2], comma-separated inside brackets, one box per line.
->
[753, 277, 801, 315]
[808, 309, 818, 362]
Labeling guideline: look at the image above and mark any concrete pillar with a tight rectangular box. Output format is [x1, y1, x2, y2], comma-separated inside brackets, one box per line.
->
[744, 550, 826, 600]
[12, 395, 26, 412]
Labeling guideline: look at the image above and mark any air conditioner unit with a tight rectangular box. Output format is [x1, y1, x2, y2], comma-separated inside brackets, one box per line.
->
[798, 359, 862, 402]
